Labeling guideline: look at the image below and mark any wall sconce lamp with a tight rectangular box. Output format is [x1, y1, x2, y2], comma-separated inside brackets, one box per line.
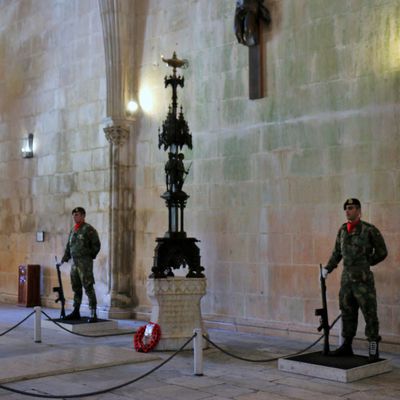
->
[36, 231, 45, 242]
[21, 133, 34, 158]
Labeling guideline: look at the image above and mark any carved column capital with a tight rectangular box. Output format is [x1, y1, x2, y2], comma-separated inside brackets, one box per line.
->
[104, 126, 128, 146]
[102, 117, 134, 145]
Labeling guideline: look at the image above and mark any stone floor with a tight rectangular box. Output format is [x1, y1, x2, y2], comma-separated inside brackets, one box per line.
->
[1, 303, 400, 399]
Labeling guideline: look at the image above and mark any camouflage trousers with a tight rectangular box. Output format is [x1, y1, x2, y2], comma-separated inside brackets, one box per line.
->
[339, 268, 379, 341]
[70, 257, 97, 309]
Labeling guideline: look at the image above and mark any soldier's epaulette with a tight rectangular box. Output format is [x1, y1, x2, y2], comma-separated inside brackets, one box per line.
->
[360, 220, 374, 229]
[82, 223, 96, 234]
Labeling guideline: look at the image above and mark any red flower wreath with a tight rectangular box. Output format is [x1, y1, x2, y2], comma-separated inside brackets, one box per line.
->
[134, 322, 161, 353]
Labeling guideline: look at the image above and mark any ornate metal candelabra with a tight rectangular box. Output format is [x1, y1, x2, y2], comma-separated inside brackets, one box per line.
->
[150, 52, 205, 279]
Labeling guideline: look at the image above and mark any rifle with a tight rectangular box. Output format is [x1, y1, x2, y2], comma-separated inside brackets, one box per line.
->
[53, 256, 66, 319]
[177, 161, 193, 191]
[315, 264, 330, 355]
[182, 161, 192, 183]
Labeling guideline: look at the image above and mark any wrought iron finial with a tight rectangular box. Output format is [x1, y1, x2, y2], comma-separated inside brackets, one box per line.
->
[161, 51, 189, 74]
[158, 52, 192, 153]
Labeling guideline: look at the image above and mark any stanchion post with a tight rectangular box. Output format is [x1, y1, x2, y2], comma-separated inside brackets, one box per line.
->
[193, 328, 203, 376]
[34, 306, 42, 343]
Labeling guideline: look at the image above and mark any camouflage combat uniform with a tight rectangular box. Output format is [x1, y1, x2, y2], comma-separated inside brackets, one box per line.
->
[326, 221, 387, 341]
[62, 223, 101, 309]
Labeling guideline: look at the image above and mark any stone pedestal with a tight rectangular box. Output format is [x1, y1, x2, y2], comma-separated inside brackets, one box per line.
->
[147, 277, 207, 350]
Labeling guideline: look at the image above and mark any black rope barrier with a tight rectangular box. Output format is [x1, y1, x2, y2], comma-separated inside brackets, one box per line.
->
[0, 310, 35, 336]
[203, 314, 342, 363]
[40, 310, 136, 338]
[0, 333, 197, 399]
[0, 310, 343, 397]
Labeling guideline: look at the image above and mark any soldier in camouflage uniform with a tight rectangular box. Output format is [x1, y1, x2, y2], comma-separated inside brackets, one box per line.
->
[61, 207, 101, 322]
[322, 199, 387, 361]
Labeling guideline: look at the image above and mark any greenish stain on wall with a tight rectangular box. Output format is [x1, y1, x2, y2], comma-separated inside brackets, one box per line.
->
[222, 69, 246, 99]
[223, 156, 251, 182]
[289, 148, 324, 177]
[193, 133, 219, 159]
[307, 0, 349, 19]
[220, 133, 259, 157]
[221, 98, 247, 126]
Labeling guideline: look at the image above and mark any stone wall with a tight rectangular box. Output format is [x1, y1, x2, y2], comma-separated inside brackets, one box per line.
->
[0, 0, 109, 308]
[134, 0, 400, 341]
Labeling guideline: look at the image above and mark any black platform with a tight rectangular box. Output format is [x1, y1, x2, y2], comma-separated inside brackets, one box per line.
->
[43, 317, 118, 333]
[286, 351, 381, 369]
[278, 351, 392, 382]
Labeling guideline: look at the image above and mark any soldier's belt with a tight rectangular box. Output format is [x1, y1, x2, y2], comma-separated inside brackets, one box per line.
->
[343, 264, 370, 271]
[72, 255, 93, 262]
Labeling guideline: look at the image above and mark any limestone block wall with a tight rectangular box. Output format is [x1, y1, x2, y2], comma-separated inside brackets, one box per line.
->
[0, 0, 109, 308]
[134, 0, 400, 341]
[0, 0, 399, 342]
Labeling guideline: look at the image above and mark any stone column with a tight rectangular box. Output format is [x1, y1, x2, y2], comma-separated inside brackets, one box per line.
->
[98, 0, 137, 318]
[103, 118, 135, 319]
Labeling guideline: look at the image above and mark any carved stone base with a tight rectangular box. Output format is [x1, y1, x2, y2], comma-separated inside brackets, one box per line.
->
[147, 277, 208, 350]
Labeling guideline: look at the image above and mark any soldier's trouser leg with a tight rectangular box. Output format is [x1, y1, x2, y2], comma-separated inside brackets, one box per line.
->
[70, 264, 83, 309]
[75, 259, 97, 310]
[353, 272, 379, 341]
[339, 282, 359, 340]
[83, 281, 97, 310]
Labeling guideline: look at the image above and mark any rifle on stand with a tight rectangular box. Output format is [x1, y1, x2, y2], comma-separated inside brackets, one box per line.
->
[315, 264, 330, 355]
[53, 256, 66, 319]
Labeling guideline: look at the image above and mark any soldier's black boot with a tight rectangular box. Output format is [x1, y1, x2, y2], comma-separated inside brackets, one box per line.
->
[332, 338, 354, 357]
[368, 340, 379, 361]
[88, 308, 98, 323]
[64, 306, 81, 321]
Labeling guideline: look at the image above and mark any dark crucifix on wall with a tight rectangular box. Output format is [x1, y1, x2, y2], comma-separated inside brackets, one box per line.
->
[234, 0, 271, 99]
